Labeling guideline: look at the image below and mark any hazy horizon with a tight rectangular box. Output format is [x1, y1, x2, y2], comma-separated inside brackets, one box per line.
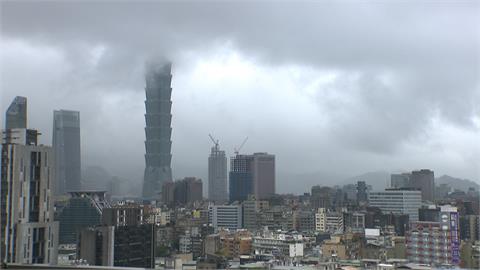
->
[1, 1, 479, 195]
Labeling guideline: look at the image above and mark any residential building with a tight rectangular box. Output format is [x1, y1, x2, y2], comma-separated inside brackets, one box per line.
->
[145, 207, 171, 226]
[368, 188, 422, 221]
[142, 61, 173, 200]
[219, 230, 252, 259]
[315, 208, 344, 234]
[320, 233, 361, 260]
[242, 196, 260, 231]
[406, 205, 460, 266]
[208, 141, 227, 202]
[252, 231, 304, 257]
[296, 210, 316, 232]
[460, 240, 480, 269]
[1, 126, 58, 264]
[459, 215, 480, 242]
[326, 211, 344, 234]
[343, 211, 366, 233]
[52, 110, 81, 195]
[315, 208, 327, 232]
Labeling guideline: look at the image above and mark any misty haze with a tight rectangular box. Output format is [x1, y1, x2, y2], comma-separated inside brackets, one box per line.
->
[1, 1, 479, 269]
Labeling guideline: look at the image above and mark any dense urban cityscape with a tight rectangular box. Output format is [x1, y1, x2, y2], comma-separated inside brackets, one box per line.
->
[1, 60, 479, 270]
[1, 1, 479, 270]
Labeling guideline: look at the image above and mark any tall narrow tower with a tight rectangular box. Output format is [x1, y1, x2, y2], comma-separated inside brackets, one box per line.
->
[208, 139, 227, 202]
[142, 61, 173, 200]
[53, 110, 81, 195]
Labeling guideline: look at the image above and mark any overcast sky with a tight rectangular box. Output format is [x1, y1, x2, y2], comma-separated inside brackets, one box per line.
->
[1, 1, 479, 194]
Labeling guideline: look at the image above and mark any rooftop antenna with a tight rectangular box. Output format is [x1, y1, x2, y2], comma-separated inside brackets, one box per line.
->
[234, 137, 248, 155]
[209, 134, 219, 150]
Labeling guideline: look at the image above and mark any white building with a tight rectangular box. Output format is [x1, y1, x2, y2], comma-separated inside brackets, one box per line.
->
[210, 205, 243, 231]
[368, 188, 422, 221]
[1, 128, 59, 264]
[315, 208, 343, 234]
[252, 231, 305, 257]
[315, 208, 326, 232]
[289, 243, 304, 257]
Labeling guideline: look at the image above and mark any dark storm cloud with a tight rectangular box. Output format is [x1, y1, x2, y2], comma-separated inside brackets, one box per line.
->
[1, 1, 479, 192]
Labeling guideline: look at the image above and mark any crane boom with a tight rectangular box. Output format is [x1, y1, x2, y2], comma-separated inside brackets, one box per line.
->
[209, 134, 219, 149]
[234, 137, 248, 155]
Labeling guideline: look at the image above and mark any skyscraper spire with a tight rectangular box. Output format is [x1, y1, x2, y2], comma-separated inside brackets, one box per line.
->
[5, 96, 27, 129]
[142, 61, 173, 200]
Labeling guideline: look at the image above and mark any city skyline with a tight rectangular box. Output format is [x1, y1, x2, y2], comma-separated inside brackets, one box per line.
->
[1, 1, 479, 269]
[1, 1, 479, 195]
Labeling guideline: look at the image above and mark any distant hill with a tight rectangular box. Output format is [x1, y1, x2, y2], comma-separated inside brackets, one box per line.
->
[436, 175, 479, 192]
[277, 170, 348, 194]
[278, 170, 479, 195]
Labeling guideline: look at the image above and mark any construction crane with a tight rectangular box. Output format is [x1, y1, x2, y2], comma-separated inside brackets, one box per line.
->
[209, 134, 219, 150]
[234, 137, 248, 155]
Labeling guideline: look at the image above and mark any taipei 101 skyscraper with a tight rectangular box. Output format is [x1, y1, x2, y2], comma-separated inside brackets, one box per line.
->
[142, 61, 173, 200]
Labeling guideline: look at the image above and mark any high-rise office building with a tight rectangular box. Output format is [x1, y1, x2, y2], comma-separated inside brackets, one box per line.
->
[161, 177, 203, 206]
[356, 181, 368, 204]
[78, 224, 156, 268]
[252, 152, 275, 199]
[5, 96, 27, 129]
[229, 152, 275, 202]
[209, 205, 243, 231]
[208, 142, 227, 202]
[173, 177, 203, 205]
[311, 186, 332, 209]
[229, 155, 254, 202]
[368, 188, 422, 221]
[390, 173, 411, 188]
[409, 169, 435, 202]
[142, 62, 173, 200]
[1, 125, 58, 263]
[52, 110, 81, 195]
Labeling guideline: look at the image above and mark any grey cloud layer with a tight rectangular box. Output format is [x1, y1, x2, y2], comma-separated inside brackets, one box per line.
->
[1, 1, 479, 192]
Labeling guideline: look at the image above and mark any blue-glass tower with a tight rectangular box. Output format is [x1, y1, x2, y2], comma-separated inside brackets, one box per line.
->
[5, 96, 27, 129]
[229, 155, 254, 202]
